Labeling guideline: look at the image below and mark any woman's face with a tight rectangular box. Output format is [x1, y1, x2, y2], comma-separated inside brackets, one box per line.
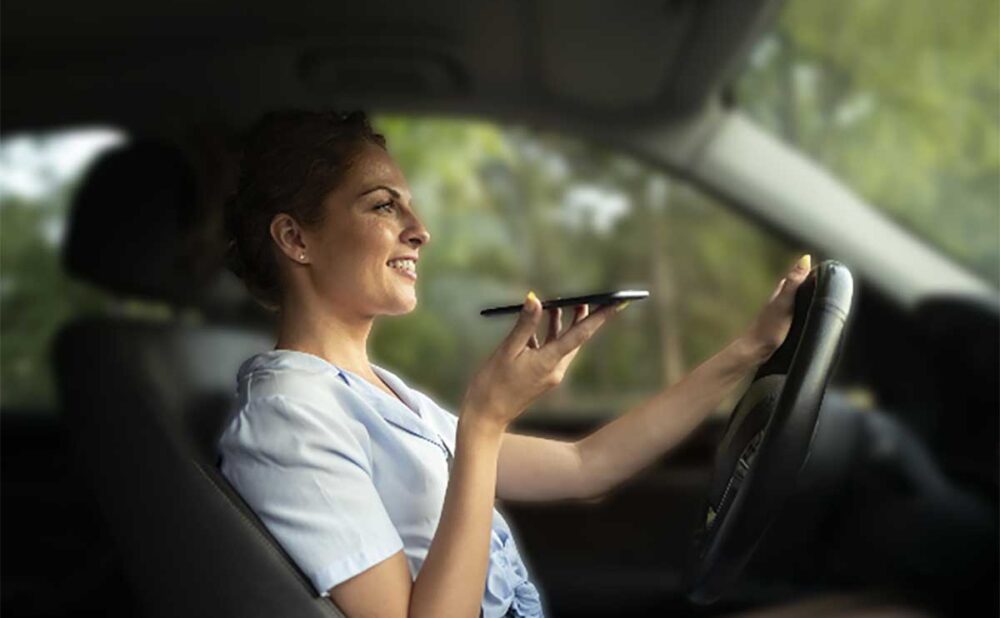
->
[281, 142, 431, 317]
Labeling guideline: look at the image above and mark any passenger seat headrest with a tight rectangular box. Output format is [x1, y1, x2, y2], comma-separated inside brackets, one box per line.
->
[63, 140, 205, 305]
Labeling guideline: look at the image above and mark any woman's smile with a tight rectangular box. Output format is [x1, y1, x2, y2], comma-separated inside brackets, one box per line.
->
[387, 257, 418, 281]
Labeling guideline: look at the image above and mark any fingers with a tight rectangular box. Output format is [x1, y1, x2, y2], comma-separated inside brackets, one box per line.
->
[511, 298, 613, 362]
[502, 291, 544, 357]
[773, 254, 811, 303]
[545, 307, 563, 345]
[790, 254, 811, 280]
[546, 303, 615, 360]
[548, 305, 597, 374]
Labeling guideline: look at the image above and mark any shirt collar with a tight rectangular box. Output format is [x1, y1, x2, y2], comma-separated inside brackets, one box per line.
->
[243, 349, 445, 449]
[337, 363, 446, 449]
[238, 348, 350, 385]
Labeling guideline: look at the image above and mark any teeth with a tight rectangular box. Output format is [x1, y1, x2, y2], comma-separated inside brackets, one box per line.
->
[387, 259, 416, 272]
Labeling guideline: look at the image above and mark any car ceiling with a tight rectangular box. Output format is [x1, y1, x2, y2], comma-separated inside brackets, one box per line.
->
[1, 0, 782, 134]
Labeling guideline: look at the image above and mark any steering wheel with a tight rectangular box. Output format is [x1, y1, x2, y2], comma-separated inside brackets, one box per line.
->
[688, 259, 855, 604]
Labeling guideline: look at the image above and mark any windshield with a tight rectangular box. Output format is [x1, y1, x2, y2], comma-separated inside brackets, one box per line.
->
[738, 0, 1000, 287]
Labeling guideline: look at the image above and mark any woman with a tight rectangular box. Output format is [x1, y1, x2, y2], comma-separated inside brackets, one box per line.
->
[218, 110, 810, 618]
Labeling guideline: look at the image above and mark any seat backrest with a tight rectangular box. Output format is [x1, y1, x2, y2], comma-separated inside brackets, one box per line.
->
[55, 321, 342, 618]
[53, 140, 343, 618]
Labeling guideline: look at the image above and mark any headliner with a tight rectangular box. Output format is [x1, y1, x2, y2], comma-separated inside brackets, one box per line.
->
[1, 0, 782, 134]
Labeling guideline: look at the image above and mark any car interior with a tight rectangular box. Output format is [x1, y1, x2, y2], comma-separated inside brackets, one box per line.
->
[2, 1, 997, 617]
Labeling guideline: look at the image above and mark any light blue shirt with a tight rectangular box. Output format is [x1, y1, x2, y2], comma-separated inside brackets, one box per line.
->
[217, 349, 544, 618]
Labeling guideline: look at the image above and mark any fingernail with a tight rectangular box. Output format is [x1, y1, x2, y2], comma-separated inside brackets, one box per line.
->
[615, 301, 631, 313]
[526, 291, 538, 312]
[797, 254, 811, 271]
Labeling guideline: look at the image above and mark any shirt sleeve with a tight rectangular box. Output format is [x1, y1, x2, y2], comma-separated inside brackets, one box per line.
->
[218, 393, 404, 595]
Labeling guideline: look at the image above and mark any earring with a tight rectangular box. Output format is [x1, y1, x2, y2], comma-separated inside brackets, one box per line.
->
[299, 254, 306, 261]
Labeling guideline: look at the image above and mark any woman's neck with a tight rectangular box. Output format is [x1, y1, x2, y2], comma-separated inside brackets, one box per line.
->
[274, 294, 375, 377]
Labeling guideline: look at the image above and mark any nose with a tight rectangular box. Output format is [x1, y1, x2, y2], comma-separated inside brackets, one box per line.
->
[403, 213, 431, 248]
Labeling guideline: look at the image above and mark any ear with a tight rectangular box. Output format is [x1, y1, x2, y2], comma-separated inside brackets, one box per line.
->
[269, 213, 309, 263]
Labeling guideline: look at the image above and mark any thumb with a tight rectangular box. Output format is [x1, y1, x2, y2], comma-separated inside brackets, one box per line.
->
[790, 254, 811, 280]
[768, 277, 787, 303]
[781, 254, 811, 293]
[501, 291, 543, 356]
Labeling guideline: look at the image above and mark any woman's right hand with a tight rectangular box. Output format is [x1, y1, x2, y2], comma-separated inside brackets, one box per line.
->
[460, 292, 621, 431]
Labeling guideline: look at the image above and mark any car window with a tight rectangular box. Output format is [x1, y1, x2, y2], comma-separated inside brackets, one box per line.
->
[0, 120, 799, 420]
[0, 129, 125, 413]
[369, 117, 799, 420]
[737, 0, 1000, 288]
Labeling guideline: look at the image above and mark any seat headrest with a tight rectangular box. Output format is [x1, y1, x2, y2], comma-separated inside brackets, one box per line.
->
[63, 140, 205, 304]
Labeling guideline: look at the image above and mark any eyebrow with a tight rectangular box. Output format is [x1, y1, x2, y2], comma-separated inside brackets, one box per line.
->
[357, 185, 401, 199]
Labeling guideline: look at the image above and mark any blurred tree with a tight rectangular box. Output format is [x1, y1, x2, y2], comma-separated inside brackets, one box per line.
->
[1, 182, 112, 409]
[739, 0, 1000, 286]
[1, 119, 794, 418]
[370, 117, 794, 417]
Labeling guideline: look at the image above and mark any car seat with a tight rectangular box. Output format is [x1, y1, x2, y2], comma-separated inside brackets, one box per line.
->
[52, 140, 344, 618]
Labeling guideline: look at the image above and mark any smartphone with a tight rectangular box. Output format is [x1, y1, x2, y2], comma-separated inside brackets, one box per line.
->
[480, 290, 650, 317]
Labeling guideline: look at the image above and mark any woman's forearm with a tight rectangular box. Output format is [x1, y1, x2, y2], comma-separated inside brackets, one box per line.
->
[409, 412, 503, 618]
[575, 336, 764, 498]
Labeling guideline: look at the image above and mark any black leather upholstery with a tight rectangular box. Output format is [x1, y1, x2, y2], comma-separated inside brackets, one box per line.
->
[54, 141, 343, 617]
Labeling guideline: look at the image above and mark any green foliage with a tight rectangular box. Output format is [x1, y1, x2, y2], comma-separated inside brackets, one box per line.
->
[739, 0, 1000, 286]
[1, 185, 112, 409]
[0, 117, 793, 416]
[368, 116, 795, 415]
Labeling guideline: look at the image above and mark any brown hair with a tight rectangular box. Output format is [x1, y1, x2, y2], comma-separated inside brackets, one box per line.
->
[224, 110, 386, 311]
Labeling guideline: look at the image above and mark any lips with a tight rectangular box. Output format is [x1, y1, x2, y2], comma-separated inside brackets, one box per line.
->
[387, 257, 417, 280]
[389, 268, 417, 280]
[386, 254, 419, 264]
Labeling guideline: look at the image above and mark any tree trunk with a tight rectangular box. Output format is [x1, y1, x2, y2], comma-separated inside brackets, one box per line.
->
[644, 176, 686, 386]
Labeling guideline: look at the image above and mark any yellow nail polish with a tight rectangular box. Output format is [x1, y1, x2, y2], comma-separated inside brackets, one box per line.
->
[525, 290, 538, 312]
[797, 254, 811, 270]
[615, 301, 631, 313]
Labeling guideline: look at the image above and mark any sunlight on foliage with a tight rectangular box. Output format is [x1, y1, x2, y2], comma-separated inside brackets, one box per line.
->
[739, 0, 1000, 286]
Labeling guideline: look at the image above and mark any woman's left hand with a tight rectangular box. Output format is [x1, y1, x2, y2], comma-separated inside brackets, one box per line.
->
[741, 254, 812, 364]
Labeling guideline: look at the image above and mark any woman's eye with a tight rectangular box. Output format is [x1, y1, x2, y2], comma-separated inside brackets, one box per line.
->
[374, 201, 395, 212]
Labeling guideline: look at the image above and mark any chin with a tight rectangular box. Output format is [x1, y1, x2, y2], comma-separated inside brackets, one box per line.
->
[386, 296, 418, 315]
